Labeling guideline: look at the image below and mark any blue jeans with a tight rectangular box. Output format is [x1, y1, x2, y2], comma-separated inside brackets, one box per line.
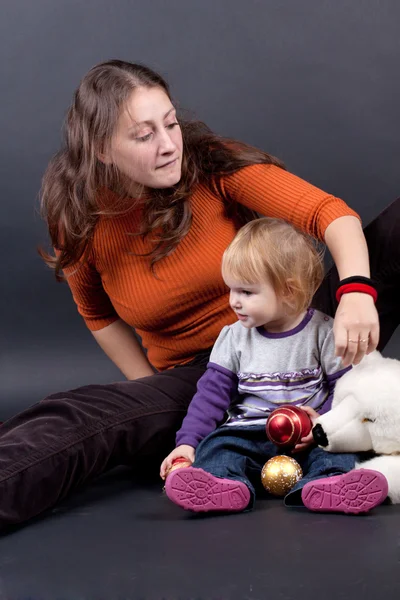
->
[192, 425, 357, 509]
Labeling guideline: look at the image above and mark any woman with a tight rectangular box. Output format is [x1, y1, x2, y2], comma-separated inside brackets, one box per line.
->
[0, 60, 397, 529]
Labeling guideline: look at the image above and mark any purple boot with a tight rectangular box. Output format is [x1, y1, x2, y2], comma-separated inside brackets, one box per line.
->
[301, 469, 389, 514]
[165, 467, 251, 513]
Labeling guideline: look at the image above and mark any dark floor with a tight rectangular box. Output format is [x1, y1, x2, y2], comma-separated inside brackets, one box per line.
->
[0, 467, 399, 600]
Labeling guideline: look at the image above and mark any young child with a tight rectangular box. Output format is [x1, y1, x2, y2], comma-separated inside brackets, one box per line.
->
[160, 218, 388, 515]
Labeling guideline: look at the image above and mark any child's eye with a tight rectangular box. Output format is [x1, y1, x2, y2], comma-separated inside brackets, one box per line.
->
[242, 291, 252, 296]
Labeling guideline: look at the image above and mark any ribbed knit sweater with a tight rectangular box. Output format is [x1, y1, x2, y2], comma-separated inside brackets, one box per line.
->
[65, 164, 359, 370]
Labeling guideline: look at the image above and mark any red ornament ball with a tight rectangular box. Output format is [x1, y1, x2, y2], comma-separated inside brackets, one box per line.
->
[164, 456, 193, 479]
[266, 405, 312, 448]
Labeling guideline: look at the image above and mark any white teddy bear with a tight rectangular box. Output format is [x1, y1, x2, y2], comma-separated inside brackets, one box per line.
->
[313, 350, 400, 504]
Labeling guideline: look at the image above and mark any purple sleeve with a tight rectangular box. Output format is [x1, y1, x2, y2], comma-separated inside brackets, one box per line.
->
[319, 366, 352, 415]
[175, 363, 238, 449]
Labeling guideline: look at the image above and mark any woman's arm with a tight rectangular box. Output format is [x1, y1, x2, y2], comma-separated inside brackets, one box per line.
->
[324, 216, 379, 367]
[222, 165, 379, 365]
[62, 253, 154, 379]
[92, 319, 155, 380]
[324, 215, 370, 279]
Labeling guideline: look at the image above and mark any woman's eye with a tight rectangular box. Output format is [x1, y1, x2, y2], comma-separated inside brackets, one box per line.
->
[136, 133, 152, 142]
[166, 122, 179, 130]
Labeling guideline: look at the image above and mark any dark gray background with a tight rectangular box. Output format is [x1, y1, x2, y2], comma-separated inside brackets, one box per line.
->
[1, 0, 400, 417]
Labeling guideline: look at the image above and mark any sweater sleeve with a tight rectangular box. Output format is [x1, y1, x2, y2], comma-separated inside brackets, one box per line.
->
[175, 325, 239, 448]
[63, 256, 120, 331]
[220, 164, 361, 241]
[175, 364, 238, 448]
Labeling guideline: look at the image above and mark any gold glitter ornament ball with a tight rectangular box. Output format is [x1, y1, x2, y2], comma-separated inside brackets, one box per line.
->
[261, 455, 303, 497]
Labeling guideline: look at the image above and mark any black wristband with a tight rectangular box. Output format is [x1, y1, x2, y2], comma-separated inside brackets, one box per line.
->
[337, 276, 376, 288]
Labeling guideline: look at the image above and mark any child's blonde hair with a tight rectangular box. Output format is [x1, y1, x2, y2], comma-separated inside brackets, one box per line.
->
[222, 218, 325, 314]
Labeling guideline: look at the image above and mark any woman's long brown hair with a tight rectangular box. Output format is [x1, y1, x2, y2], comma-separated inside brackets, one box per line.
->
[39, 60, 285, 280]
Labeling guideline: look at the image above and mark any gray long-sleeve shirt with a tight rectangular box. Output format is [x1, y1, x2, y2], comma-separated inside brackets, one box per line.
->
[176, 309, 350, 448]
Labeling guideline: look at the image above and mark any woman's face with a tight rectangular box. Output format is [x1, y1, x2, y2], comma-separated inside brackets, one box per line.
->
[106, 86, 183, 195]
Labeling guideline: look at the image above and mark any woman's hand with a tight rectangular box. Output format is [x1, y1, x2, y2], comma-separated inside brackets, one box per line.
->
[292, 406, 320, 454]
[333, 293, 379, 367]
[160, 444, 195, 480]
[323, 216, 380, 366]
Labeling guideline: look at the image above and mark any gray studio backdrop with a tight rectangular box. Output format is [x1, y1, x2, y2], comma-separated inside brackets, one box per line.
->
[1, 0, 399, 416]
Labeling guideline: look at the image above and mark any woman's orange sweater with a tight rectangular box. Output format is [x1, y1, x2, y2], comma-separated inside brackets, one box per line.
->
[65, 164, 359, 371]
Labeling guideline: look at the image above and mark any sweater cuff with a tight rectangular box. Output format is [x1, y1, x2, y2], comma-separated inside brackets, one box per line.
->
[175, 435, 201, 450]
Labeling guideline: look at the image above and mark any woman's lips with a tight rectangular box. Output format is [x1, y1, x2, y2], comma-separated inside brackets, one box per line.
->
[157, 158, 177, 169]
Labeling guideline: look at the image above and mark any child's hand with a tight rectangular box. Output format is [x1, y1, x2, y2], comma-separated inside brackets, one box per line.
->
[160, 444, 195, 480]
[291, 406, 319, 454]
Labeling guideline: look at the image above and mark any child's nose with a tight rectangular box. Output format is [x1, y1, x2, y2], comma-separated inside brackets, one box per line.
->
[230, 292, 241, 308]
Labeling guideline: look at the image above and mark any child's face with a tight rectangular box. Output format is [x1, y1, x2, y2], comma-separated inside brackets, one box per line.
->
[224, 274, 286, 331]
